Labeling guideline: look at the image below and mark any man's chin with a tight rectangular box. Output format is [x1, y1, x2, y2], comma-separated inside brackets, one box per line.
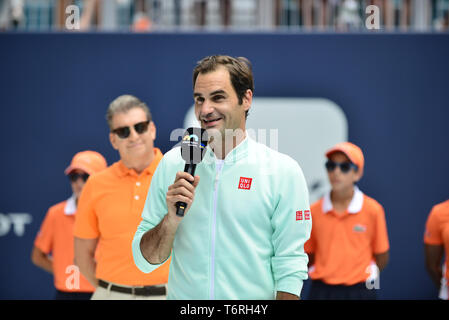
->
[204, 127, 224, 140]
[127, 142, 146, 151]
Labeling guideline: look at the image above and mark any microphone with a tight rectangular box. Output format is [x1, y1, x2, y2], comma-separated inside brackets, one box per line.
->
[176, 127, 209, 217]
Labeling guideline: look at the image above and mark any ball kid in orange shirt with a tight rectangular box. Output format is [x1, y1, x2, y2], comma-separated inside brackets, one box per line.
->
[305, 142, 390, 300]
[32, 150, 107, 300]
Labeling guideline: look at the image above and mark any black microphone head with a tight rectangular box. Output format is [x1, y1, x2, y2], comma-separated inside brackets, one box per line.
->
[180, 127, 209, 164]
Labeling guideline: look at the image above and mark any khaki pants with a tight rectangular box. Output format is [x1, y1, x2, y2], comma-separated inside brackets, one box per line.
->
[91, 282, 167, 300]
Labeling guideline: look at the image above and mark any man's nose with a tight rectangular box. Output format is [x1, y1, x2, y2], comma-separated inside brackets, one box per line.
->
[199, 99, 215, 117]
[128, 126, 140, 141]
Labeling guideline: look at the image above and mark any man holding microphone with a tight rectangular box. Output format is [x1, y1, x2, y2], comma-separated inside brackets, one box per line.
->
[132, 55, 311, 299]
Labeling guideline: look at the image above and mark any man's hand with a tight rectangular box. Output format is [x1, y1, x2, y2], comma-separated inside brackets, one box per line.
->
[166, 171, 200, 222]
[140, 171, 201, 265]
[31, 246, 53, 274]
[74, 237, 98, 287]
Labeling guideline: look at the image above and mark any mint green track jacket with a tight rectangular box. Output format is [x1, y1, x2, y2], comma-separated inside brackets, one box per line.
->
[132, 136, 311, 299]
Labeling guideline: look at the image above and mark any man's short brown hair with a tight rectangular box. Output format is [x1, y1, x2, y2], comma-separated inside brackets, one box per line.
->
[193, 55, 254, 119]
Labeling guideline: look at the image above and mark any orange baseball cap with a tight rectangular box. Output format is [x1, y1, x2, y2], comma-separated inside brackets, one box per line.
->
[325, 142, 365, 176]
[64, 151, 107, 176]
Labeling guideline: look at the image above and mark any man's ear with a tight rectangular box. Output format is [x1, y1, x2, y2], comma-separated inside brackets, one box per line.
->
[242, 89, 253, 113]
[149, 121, 156, 141]
[109, 132, 119, 150]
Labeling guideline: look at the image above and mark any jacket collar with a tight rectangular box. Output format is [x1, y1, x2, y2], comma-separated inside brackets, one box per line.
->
[204, 133, 250, 165]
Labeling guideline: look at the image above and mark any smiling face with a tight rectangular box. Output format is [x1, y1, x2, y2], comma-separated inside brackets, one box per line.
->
[109, 107, 156, 165]
[193, 66, 252, 140]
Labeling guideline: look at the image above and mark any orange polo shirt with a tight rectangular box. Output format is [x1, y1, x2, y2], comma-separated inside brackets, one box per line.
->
[74, 148, 169, 286]
[34, 197, 95, 292]
[305, 187, 390, 285]
[424, 199, 449, 283]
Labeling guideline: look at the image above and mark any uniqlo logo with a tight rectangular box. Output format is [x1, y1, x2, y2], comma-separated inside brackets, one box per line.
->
[296, 210, 310, 221]
[238, 177, 252, 190]
[304, 210, 310, 220]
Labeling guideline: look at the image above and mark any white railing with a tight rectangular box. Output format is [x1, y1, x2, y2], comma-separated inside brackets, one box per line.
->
[0, 0, 448, 32]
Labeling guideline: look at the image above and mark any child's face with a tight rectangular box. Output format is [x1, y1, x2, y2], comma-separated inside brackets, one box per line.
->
[326, 152, 361, 192]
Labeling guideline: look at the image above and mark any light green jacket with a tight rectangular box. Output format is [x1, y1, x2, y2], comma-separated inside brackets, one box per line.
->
[132, 136, 311, 299]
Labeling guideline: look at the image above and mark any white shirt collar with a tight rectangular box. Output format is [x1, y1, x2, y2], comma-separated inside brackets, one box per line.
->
[64, 195, 77, 215]
[322, 185, 364, 214]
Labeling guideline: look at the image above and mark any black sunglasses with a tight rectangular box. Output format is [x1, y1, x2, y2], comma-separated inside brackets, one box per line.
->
[69, 172, 89, 182]
[111, 120, 150, 139]
[325, 160, 358, 173]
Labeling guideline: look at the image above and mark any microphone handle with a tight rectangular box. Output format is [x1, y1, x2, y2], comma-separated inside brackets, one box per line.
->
[175, 163, 197, 217]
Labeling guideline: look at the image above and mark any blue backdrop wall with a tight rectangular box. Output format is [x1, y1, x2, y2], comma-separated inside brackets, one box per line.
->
[0, 32, 448, 299]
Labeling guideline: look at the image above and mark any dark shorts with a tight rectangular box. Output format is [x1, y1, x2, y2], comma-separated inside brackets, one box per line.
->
[55, 290, 93, 300]
[308, 280, 377, 300]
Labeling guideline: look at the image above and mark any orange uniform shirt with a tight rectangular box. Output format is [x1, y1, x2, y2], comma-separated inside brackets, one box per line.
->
[424, 199, 449, 283]
[34, 197, 95, 292]
[305, 187, 390, 285]
[73, 148, 169, 286]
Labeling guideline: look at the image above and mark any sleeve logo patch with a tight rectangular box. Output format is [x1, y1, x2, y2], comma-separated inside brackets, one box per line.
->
[296, 210, 310, 221]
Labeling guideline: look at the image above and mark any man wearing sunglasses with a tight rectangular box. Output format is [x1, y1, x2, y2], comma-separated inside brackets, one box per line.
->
[305, 142, 390, 299]
[32, 150, 107, 300]
[74, 95, 169, 300]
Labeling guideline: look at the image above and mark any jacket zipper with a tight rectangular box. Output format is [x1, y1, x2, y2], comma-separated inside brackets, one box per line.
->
[210, 160, 224, 300]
